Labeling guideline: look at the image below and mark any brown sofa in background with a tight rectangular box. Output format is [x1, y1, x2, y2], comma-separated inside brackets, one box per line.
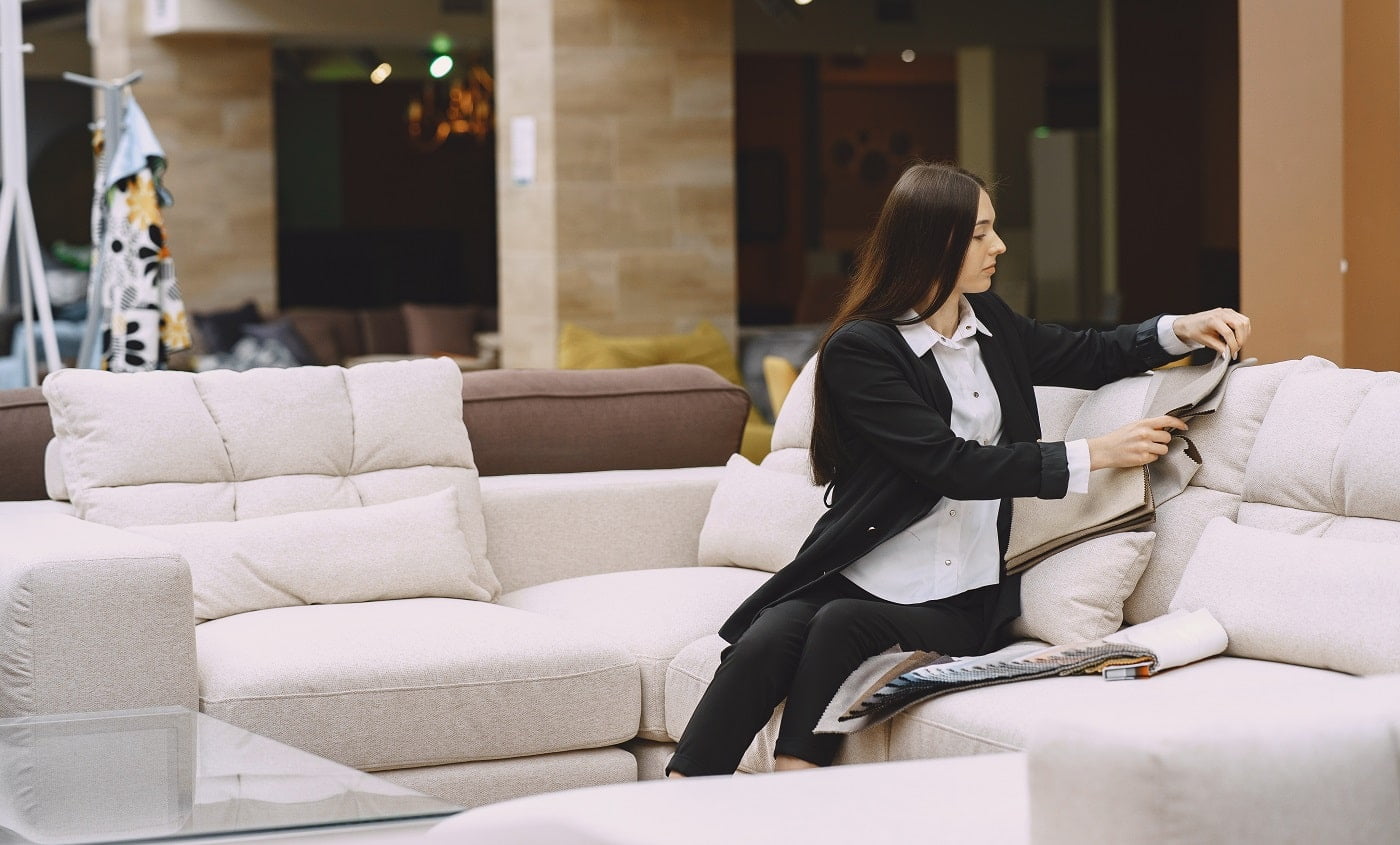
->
[282, 304, 499, 366]
[0, 364, 749, 504]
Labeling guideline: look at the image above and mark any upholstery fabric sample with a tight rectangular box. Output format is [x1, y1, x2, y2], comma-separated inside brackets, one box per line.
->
[1010, 531, 1156, 645]
[1171, 518, 1400, 675]
[128, 487, 490, 622]
[697, 453, 828, 573]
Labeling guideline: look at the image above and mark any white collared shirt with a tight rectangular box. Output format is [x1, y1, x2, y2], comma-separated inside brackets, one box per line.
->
[843, 299, 1196, 604]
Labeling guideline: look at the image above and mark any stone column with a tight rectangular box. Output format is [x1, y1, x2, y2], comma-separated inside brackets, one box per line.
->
[494, 0, 736, 368]
[955, 46, 1045, 316]
[90, 0, 277, 314]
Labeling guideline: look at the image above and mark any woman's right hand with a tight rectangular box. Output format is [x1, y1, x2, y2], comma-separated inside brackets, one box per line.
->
[1087, 415, 1187, 470]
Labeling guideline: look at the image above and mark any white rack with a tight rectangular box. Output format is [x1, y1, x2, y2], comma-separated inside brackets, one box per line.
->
[0, 0, 63, 385]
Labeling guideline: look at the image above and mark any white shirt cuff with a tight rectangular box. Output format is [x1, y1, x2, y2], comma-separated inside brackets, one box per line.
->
[1065, 439, 1091, 494]
[1157, 314, 1203, 356]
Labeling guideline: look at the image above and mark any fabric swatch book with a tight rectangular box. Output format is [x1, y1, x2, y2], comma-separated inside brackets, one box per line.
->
[815, 608, 1229, 735]
[1004, 354, 1252, 576]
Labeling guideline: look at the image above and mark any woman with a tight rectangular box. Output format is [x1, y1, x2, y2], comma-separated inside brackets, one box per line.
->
[667, 163, 1251, 778]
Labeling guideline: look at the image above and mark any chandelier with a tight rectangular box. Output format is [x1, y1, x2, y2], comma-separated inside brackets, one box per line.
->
[407, 64, 494, 152]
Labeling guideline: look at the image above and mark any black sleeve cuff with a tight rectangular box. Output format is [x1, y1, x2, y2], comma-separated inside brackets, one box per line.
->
[1133, 314, 1184, 370]
[1037, 440, 1070, 499]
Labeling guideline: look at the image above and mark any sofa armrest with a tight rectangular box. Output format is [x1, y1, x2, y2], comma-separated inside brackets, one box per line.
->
[481, 466, 724, 593]
[0, 514, 198, 718]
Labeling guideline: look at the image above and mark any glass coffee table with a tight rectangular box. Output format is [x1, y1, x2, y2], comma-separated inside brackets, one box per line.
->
[0, 707, 462, 844]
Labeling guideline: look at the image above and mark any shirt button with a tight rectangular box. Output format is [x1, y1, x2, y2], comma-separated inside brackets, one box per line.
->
[973, 391, 980, 398]
[944, 559, 953, 566]
[949, 509, 957, 517]
[867, 526, 877, 532]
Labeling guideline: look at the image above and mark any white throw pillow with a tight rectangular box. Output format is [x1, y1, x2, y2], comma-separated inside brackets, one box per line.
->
[698, 453, 826, 573]
[1011, 532, 1156, 645]
[128, 487, 491, 622]
[1170, 517, 1400, 675]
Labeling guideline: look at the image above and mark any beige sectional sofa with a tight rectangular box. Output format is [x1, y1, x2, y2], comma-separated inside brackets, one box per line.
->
[3, 353, 1400, 835]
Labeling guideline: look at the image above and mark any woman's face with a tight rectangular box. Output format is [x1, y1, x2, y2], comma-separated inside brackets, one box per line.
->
[954, 189, 1006, 295]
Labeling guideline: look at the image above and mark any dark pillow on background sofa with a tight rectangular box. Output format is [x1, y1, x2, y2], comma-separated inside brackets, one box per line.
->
[244, 318, 318, 365]
[402, 304, 478, 357]
[192, 302, 262, 354]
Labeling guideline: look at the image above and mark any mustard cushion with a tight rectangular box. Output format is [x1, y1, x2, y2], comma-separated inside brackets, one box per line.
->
[559, 321, 770, 461]
[761, 355, 800, 419]
[558, 322, 745, 387]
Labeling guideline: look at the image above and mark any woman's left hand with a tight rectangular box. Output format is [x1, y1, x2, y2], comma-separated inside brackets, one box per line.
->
[1173, 308, 1252, 360]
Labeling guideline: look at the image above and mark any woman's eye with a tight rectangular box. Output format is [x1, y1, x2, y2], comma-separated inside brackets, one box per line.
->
[973, 235, 986, 240]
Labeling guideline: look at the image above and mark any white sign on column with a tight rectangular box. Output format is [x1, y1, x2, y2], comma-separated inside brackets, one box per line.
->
[510, 116, 536, 187]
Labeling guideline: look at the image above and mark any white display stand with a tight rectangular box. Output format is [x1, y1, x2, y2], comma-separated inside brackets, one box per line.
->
[0, 0, 63, 385]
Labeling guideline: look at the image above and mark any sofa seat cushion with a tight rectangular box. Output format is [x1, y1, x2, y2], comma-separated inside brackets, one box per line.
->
[885, 651, 1365, 760]
[499, 567, 770, 742]
[196, 598, 640, 772]
[666, 634, 893, 772]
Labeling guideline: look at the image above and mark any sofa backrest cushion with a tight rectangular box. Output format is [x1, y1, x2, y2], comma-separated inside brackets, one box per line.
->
[43, 357, 498, 597]
[770, 355, 817, 451]
[1171, 517, 1400, 675]
[459, 364, 749, 475]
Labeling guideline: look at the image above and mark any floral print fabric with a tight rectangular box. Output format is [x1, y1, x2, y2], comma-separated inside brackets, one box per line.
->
[101, 167, 190, 372]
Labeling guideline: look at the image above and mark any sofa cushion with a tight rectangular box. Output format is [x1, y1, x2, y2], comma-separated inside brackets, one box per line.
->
[359, 307, 411, 355]
[403, 303, 478, 357]
[883, 651, 1362, 759]
[770, 355, 817, 451]
[498, 567, 770, 742]
[558, 321, 744, 386]
[129, 488, 491, 622]
[1244, 364, 1400, 522]
[697, 453, 826, 573]
[196, 598, 640, 771]
[1010, 531, 1155, 645]
[1123, 486, 1241, 624]
[43, 358, 498, 599]
[282, 309, 365, 364]
[1171, 518, 1400, 675]
[665, 634, 893, 773]
[459, 365, 749, 477]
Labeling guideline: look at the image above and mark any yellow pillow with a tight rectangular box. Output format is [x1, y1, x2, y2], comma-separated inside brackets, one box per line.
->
[558, 321, 745, 387]
[762, 355, 801, 419]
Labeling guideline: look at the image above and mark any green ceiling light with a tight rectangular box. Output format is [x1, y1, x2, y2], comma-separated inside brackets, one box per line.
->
[431, 34, 453, 54]
[1033, 126, 1052, 140]
[429, 54, 454, 79]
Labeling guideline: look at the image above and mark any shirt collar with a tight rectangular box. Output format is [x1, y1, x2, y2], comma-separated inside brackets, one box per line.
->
[896, 296, 993, 356]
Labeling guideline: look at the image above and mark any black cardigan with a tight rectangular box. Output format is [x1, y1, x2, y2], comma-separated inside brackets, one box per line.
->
[717, 291, 1179, 648]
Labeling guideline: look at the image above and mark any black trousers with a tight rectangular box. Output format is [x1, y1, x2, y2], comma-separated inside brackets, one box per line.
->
[668, 575, 997, 776]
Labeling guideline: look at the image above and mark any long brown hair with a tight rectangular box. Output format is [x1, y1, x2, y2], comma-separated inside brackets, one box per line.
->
[810, 162, 988, 487]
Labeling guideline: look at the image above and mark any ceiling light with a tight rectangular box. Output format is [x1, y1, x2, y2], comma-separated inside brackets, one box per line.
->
[901, 49, 916, 63]
[794, 0, 813, 5]
[370, 62, 392, 84]
[429, 54, 454, 79]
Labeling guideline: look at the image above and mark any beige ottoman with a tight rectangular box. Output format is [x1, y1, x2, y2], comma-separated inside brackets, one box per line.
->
[429, 755, 1030, 845]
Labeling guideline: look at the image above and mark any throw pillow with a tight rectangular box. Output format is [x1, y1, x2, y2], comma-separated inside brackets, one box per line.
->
[698, 452, 827, 573]
[1010, 532, 1156, 645]
[191, 301, 262, 355]
[762, 355, 800, 421]
[403, 303, 479, 357]
[127, 487, 490, 623]
[243, 318, 318, 365]
[1170, 518, 1400, 675]
[558, 321, 745, 387]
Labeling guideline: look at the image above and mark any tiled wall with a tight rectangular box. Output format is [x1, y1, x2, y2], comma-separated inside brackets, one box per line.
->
[92, 0, 277, 315]
[496, 0, 736, 368]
